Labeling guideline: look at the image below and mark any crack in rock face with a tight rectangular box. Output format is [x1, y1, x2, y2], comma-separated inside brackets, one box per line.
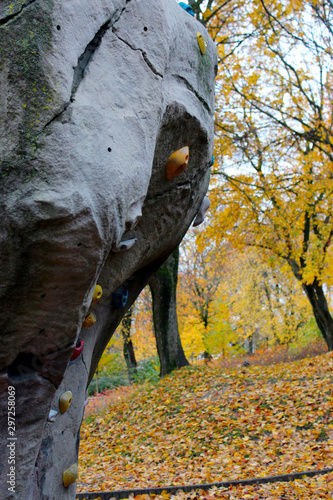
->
[0, 0, 37, 26]
[0, 0, 217, 498]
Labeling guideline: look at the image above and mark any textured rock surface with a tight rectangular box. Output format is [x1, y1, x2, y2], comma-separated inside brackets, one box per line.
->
[0, 0, 217, 498]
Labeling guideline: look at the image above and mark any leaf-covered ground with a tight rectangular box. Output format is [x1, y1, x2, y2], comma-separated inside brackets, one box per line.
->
[78, 353, 333, 498]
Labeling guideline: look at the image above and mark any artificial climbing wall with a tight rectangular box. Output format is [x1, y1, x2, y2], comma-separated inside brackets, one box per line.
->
[0, 0, 217, 498]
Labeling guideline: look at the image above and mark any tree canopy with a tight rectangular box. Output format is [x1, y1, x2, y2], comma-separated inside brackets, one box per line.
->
[199, 0, 333, 349]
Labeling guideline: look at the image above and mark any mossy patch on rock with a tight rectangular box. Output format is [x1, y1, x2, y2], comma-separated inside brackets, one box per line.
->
[0, 0, 57, 183]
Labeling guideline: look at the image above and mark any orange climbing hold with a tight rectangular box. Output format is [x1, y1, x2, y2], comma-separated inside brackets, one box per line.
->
[197, 32, 208, 54]
[165, 146, 189, 180]
[82, 311, 96, 329]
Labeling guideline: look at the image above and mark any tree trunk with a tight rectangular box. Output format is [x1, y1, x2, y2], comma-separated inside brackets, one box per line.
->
[188, 0, 205, 21]
[121, 306, 137, 382]
[95, 368, 99, 394]
[248, 335, 254, 355]
[301, 280, 333, 351]
[262, 279, 279, 343]
[288, 259, 333, 351]
[149, 248, 190, 377]
[203, 349, 212, 363]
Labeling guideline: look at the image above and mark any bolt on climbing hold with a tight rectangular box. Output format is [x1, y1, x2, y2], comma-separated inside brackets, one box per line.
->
[179, 2, 195, 16]
[47, 409, 58, 422]
[210, 155, 215, 167]
[112, 288, 129, 309]
[59, 391, 72, 414]
[165, 146, 189, 180]
[82, 311, 96, 329]
[70, 339, 84, 361]
[197, 32, 208, 54]
[63, 463, 78, 487]
[91, 284, 102, 305]
[193, 196, 211, 227]
[113, 238, 138, 252]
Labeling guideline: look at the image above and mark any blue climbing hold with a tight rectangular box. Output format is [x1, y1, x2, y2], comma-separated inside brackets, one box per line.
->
[112, 288, 129, 309]
[210, 155, 215, 167]
[179, 2, 195, 16]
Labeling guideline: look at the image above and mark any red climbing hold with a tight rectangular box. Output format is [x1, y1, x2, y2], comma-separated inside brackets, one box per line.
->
[70, 339, 84, 361]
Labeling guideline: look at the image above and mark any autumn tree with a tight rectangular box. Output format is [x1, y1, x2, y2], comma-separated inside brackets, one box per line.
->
[178, 235, 230, 358]
[204, 0, 333, 350]
[216, 247, 317, 351]
[178, 233, 315, 357]
[187, 0, 229, 25]
[130, 286, 157, 361]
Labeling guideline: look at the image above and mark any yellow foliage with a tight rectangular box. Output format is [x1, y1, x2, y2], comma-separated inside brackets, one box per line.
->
[179, 314, 206, 358]
[178, 234, 316, 357]
[130, 287, 156, 361]
[203, 0, 333, 348]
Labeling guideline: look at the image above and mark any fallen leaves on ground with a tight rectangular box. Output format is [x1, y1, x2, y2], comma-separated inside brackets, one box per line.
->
[77, 353, 333, 498]
[85, 386, 137, 418]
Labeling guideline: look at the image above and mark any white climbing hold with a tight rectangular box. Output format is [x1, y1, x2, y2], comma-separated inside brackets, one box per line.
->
[47, 409, 58, 422]
[193, 196, 210, 227]
[113, 238, 137, 252]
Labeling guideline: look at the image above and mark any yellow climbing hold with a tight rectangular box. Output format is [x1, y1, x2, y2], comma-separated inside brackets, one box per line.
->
[59, 391, 72, 414]
[165, 146, 189, 180]
[91, 285, 102, 305]
[197, 32, 208, 54]
[63, 463, 78, 487]
[82, 311, 97, 329]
